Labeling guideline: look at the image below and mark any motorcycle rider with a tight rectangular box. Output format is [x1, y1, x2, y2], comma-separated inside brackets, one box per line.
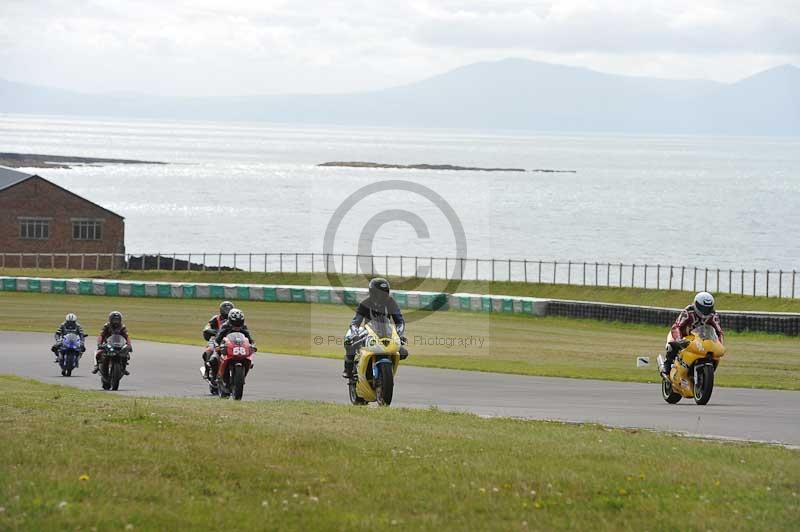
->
[209, 308, 257, 379]
[202, 301, 234, 378]
[51, 313, 87, 362]
[661, 291, 725, 378]
[92, 311, 133, 376]
[342, 277, 408, 381]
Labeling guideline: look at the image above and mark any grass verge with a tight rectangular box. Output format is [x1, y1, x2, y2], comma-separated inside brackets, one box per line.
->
[1, 376, 798, 531]
[2, 292, 799, 390]
[2, 268, 799, 313]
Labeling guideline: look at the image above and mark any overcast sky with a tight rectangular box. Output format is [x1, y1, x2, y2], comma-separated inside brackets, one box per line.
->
[1, 0, 798, 97]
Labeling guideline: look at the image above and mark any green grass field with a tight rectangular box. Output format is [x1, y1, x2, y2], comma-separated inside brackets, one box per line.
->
[1, 376, 798, 531]
[2, 291, 798, 390]
[2, 268, 799, 313]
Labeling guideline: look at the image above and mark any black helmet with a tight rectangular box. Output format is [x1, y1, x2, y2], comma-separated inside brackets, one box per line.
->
[219, 301, 234, 318]
[228, 308, 245, 327]
[108, 311, 123, 328]
[368, 278, 390, 299]
[693, 292, 715, 317]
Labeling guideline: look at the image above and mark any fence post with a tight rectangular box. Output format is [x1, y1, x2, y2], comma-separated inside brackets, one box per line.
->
[752, 269, 756, 296]
[156, 254, 161, 270]
[265, 253, 268, 274]
[680, 266, 684, 291]
[582, 262, 586, 286]
[340, 254, 344, 275]
[656, 264, 660, 290]
[779, 270, 783, 299]
[716, 268, 719, 292]
[295, 253, 299, 273]
[279, 253, 283, 273]
[538, 260, 542, 283]
[631, 264, 635, 288]
[187, 254, 192, 271]
[567, 261, 571, 284]
[508, 258, 512, 282]
[202, 253, 206, 272]
[385, 255, 389, 276]
[740, 269, 744, 296]
[644, 264, 647, 289]
[618, 263, 622, 287]
[553, 261, 558, 284]
[400, 256, 403, 278]
[693, 267, 697, 291]
[594, 262, 598, 286]
[669, 265, 673, 290]
[606, 262, 610, 287]
[172, 253, 177, 271]
[218, 253, 222, 271]
[793, 270, 796, 299]
[51, 253, 55, 269]
[728, 269, 732, 295]
[81, 253, 85, 270]
[370, 255, 374, 275]
[704, 268, 708, 291]
[492, 259, 496, 282]
[460, 257, 465, 281]
[766, 270, 770, 297]
[233, 253, 237, 270]
[415, 256, 419, 277]
[249, 253, 253, 272]
[475, 258, 479, 281]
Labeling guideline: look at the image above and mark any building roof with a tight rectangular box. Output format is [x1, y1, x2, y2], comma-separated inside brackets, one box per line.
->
[0, 166, 35, 191]
[0, 165, 124, 220]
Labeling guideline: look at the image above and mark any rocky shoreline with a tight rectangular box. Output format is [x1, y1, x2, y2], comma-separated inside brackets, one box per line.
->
[319, 161, 575, 173]
[0, 152, 167, 170]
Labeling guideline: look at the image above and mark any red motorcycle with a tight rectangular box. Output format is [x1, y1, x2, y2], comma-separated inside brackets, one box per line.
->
[216, 332, 255, 400]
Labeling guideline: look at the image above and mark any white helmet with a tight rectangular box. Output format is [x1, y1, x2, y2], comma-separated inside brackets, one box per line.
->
[693, 292, 715, 317]
[65, 313, 77, 323]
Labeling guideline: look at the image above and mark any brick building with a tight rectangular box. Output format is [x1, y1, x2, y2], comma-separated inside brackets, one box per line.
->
[0, 166, 125, 269]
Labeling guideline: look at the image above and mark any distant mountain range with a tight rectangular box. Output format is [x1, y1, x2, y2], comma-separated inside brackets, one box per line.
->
[2, 59, 798, 135]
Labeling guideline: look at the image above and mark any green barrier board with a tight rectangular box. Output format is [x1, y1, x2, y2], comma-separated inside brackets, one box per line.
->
[157, 284, 171, 297]
[209, 285, 225, 299]
[343, 290, 359, 306]
[131, 284, 146, 297]
[182, 285, 197, 298]
[262, 287, 277, 302]
[317, 289, 332, 303]
[51, 280, 67, 294]
[1, 278, 16, 291]
[522, 300, 533, 314]
[27, 279, 41, 292]
[502, 298, 514, 313]
[79, 281, 92, 295]
[481, 297, 493, 312]
[105, 283, 119, 297]
[290, 288, 306, 302]
[394, 292, 408, 308]
[237, 286, 250, 300]
[459, 296, 472, 311]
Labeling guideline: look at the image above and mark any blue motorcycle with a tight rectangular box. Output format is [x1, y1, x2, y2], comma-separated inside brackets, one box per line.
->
[57, 333, 84, 377]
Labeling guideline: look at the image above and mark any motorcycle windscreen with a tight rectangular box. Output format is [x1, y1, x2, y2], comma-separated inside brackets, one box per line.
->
[368, 316, 395, 338]
[692, 325, 719, 342]
[108, 334, 127, 349]
[226, 332, 249, 346]
[62, 333, 82, 349]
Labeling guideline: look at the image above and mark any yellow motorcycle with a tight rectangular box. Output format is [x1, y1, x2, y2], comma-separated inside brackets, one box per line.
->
[657, 325, 726, 405]
[348, 316, 403, 406]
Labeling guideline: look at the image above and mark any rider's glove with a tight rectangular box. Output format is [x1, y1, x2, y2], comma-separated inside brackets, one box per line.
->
[677, 339, 690, 349]
[251, 345, 258, 352]
[400, 336, 408, 345]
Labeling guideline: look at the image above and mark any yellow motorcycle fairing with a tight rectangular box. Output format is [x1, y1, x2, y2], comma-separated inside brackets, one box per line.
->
[669, 327, 726, 398]
[354, 322, 401, 403]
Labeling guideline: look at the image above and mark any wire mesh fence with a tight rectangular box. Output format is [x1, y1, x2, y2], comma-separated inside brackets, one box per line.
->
[1, 251, 797, 299]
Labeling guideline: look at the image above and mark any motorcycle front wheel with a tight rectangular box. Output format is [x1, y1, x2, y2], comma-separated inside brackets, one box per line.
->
[375, 362, 394, 406]
[693, 365, 715, 405]
[661, 378, 682, 404]
[111, 360, 123, 391]
[348, 382, 366, 405]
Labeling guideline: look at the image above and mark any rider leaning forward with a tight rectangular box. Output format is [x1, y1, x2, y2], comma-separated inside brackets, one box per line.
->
[92, 311, 133, 376]
[662, 291, 724, 377]
[342, 277, 409, 381]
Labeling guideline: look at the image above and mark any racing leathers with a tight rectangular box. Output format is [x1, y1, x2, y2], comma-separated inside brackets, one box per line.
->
[202, 314, 227, 377]
[208, 323, 256, 379]
[94, 323, 133, 374]
[662, 305, 725, 376]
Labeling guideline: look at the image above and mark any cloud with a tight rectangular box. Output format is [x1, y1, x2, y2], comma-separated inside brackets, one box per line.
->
[0, 0, 797, 95]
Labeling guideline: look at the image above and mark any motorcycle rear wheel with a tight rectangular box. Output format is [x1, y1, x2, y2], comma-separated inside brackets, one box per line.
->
[693, 365, 715, 405]
[661, 378, 682, 404]
[348, 382, 366, 405]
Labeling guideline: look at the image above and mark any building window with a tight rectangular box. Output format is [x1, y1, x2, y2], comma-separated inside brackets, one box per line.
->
[19, 219, 50, 240]
[73, 220, 103, 241]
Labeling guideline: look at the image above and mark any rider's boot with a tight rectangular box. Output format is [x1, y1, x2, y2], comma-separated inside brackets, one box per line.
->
[342, 360, 354, 381]
[92, 363, 100, 374]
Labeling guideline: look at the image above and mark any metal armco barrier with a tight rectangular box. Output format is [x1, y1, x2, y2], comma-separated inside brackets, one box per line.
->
[2, 276, 797, 336]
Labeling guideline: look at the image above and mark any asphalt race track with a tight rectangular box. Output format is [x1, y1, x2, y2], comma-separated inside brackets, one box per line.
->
[3, 331, 798, 446]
